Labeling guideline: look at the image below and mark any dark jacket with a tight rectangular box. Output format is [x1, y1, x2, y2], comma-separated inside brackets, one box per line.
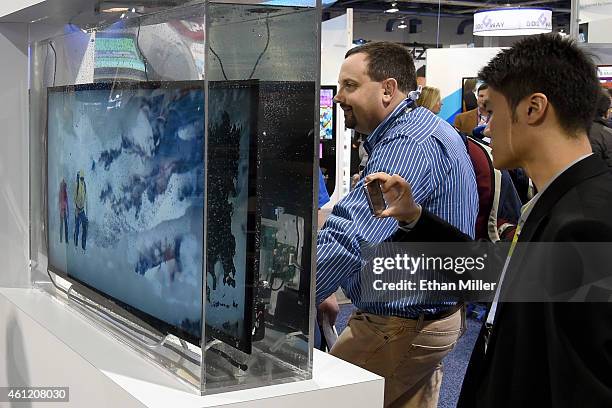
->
[588, 119, 612, 170]
[392, 155, 612, 407]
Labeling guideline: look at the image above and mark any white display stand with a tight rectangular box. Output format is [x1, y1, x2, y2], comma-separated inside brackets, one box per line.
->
[0, 287, 384, 408]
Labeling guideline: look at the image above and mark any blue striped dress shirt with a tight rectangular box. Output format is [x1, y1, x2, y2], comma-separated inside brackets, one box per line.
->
[316, 98, 478, 317]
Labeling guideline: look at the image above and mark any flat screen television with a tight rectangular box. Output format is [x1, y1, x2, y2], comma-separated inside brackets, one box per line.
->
[319, 85, 336, 140]
[46, 80, 260, 352]
[597, 65, 612, 89]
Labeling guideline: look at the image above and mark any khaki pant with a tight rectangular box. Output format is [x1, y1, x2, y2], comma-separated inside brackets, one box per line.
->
[330, 308, 464, 408]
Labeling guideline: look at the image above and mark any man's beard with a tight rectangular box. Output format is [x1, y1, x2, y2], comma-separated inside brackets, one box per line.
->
[344, 110, 356, 129]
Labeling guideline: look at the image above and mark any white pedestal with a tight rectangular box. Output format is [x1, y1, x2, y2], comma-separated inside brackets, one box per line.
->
[0, 287, 384, 408]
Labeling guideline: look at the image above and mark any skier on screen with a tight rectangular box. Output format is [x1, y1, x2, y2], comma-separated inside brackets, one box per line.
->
[59, 178, 69, 243]
[73, 170, 88, 251]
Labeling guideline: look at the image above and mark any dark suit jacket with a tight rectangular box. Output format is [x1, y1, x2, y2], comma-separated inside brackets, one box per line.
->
[454, 108, 479, 135]
[588, 119, 612, 170]
[392, 155, 612, 407]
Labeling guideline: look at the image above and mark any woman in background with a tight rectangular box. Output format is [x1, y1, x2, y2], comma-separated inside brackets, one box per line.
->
[416, 86, 442, 114]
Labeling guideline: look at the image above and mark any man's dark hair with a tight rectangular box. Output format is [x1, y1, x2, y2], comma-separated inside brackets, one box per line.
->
[477, 83, 488, 93]
[416, 65, 426, 78]
[479, 34, 599, 135]
[345, 42, 416, 94]
[596, 89, 611, 118]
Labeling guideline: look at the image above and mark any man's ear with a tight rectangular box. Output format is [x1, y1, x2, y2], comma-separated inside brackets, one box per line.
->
[525, 93, 548, 125]
[382, 78, 399, 103]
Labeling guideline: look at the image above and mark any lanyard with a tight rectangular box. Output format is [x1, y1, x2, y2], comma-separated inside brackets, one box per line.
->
[485, 199, 534, 328]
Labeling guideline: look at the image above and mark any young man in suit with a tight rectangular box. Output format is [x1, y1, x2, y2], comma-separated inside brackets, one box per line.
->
[367, 34, 612, 407]
[454, 84, 489, 134]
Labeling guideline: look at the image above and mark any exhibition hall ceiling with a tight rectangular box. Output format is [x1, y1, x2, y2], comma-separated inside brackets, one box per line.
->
[328, 0, 571, 17]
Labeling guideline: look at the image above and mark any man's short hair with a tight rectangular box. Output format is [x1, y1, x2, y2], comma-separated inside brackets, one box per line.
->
[596, 89, 611, 118]
[478, 34, 599, 135]
[345, 42, 417, 94]
[477, 83, 488, 93]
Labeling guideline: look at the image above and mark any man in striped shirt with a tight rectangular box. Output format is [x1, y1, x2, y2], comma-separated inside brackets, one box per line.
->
[316, 42, 477, 407]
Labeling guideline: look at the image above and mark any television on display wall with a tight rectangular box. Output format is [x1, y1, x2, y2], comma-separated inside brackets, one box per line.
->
[319, 85, 336, 140]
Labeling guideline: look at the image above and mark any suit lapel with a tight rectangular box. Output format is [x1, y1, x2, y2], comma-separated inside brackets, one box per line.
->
[519, 155, 607, 242]
[496, 155, 609, 312]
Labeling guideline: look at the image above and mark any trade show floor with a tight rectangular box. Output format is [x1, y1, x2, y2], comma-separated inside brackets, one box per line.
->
[335, 304, 483, 408]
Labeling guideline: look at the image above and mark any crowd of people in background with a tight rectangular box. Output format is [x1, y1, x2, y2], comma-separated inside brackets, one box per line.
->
[317, 35, 612, 408]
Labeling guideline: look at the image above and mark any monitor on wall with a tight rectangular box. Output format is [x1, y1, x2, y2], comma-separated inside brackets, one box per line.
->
[46, 80, 260, 353]
[94, 32, 148, 82]
[319, 85, 336, 141]
[597, 65, 612, 89]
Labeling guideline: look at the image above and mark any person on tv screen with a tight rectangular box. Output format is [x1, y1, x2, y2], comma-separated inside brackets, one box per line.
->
[59, 178, 69, 244]
[73, 170, 88, 251]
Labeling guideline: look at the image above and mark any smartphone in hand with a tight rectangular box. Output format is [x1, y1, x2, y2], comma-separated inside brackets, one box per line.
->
[364, 180, 386, 216]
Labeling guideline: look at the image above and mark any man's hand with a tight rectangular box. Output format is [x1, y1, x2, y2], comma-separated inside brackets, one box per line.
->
[317, 294, 339, 326]
[364, 173, 421, 224]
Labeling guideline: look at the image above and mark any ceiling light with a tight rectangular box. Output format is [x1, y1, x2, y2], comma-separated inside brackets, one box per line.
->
[101, 7, 129, 13]
[386, 2, 399, 13]
[398, 20, 407, 29]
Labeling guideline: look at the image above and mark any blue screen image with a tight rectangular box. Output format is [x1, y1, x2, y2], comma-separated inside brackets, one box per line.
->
[47, 84, 205, 341]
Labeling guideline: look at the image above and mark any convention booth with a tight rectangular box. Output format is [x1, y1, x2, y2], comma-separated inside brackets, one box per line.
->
[319, 10, 352, 206]
[426, 47, 504, 125]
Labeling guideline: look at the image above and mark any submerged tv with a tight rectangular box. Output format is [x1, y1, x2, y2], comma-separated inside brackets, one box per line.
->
[46, 80, 259, 350]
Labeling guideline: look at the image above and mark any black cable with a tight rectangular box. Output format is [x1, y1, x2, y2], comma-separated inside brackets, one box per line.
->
[209, 45, 229, 81]
[44, 43, 50, 84]
[209, 13, 270, 81]
[271, 280, 285, 291]
[49, 42, 57, 86]
[247, 15, 271, 80]
[136, 18, 149, 81]
[295, 215, 300, 261]
[208, 346, 248, 371]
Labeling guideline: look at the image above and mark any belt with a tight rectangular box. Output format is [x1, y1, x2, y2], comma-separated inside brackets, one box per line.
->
[421, 304, 462, 321]
[360, 304, 463, 321]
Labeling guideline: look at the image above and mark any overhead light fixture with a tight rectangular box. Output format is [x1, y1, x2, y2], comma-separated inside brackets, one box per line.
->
[101, 7, 129, 13]
[386, 2, 399, 13]
[473, 8, 552, 37]
[398, 20, 407, 29]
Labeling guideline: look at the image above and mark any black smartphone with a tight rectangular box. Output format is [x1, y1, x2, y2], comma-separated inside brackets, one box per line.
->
[364, 180, 386, 216]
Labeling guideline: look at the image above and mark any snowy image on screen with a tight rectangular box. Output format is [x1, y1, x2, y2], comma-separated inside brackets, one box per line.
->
[47, 83, 205, 341]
